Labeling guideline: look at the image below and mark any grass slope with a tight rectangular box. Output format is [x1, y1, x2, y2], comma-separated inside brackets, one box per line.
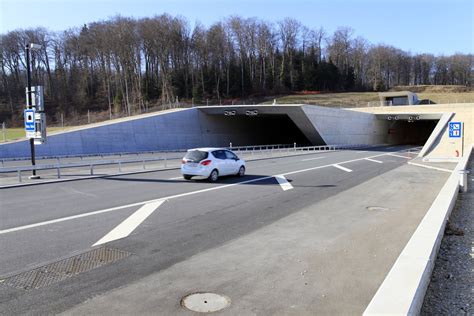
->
[1, 127, 72, 143]
[265, 91, 474, 107]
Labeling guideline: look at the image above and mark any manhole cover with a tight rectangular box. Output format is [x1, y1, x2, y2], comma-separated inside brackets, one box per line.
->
[181, 292, 231, 313]
[367, 206, 390, 212]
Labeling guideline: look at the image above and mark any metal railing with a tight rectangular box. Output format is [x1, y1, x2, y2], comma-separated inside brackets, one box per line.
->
[0, 156, 181, 183]
[0, 144, 370, 184]
[0, 143, 294, 165]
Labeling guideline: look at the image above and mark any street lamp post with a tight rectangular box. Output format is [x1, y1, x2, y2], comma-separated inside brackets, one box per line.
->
[26, 43, 41, 179]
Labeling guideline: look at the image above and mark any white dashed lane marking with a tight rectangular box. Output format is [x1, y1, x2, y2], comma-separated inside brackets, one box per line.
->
[387, 153, 411, 159]
[301, 156, 325, 161]
[365, 158, 383, 164]
[168, 176, 183, 180]
[92, 200, 165, 246]
[0, 150, 410, 235]
[275, 175, 294, 191]
[332, 164, 353, 172]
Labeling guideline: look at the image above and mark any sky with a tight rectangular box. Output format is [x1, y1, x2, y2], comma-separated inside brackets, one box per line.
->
[1, 0, 473, 55]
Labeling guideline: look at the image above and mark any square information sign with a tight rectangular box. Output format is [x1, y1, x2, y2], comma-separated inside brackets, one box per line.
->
[448, 122, 462, 138]
[24, 109, 36, 138]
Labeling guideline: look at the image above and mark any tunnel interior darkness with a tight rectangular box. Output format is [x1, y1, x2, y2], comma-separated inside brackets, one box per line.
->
[387, 120, 438, 145]
[205, 114, 312, 146]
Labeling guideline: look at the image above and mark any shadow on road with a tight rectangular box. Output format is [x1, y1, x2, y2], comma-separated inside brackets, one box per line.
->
[99, 174, 279, 186]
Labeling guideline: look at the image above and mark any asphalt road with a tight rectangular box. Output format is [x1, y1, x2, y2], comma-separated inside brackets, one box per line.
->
[0, 145, 451, 314]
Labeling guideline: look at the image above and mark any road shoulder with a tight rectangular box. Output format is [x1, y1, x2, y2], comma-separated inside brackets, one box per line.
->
[64, 162, 449, 315]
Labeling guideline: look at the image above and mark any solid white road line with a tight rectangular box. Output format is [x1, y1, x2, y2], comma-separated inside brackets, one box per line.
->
[407, 162, 453, 173]
[364, 158, 383, 164]
[275, 175, 294, 191]
[0, 175, 272, 235]
[0, 150, 404, 235]
[168, 176, 183, 180]
[332, 164, 352, 172]
[387, 153, 411, 159]
[92, 200, 165, 246]
[301, 156, 325, 161]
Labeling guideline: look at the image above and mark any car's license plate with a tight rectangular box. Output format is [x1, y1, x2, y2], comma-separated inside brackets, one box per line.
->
[187, 163, 198, 167]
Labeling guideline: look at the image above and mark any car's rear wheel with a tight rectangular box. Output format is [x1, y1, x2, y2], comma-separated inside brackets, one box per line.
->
[208, 169, 219, 182]
[238, 166, 245, 177]
[183, 175, 193, 180]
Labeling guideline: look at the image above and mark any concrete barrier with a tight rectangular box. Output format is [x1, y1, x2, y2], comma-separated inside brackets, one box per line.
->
[363, 144, 473, 316]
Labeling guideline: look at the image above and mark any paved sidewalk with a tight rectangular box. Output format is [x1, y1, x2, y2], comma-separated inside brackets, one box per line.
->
[63, 163, 449, 315]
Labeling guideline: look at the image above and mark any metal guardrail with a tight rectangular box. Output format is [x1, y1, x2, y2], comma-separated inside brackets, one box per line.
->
[0, 143, 294, 165]
[0, 144, 368, 183]
[0, 156, 181, 183]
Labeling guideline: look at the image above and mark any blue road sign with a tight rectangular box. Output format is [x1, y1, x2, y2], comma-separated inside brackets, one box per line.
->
[448, 122, 462, 138]
[24, 109, 36, 132]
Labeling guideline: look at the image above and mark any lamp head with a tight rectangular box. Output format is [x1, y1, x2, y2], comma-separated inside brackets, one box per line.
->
[29, 43, 42, 51]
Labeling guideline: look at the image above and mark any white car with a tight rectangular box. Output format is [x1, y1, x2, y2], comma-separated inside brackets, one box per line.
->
[181, 148, 246, 182]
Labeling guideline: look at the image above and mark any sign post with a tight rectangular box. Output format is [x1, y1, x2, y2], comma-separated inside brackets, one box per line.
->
[25, 43, 43, 179]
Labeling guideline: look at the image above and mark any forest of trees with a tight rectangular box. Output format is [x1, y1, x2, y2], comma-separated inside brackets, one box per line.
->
[1, 14, 472, 125]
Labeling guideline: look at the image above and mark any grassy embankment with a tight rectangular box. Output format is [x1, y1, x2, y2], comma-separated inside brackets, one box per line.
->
[264, 91, 474, 107]
[1, 127, 70, 142]
[264, 86, 474, 107]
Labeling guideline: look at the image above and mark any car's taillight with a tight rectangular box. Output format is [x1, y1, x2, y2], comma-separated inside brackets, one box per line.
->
[200, 160, 211, 166]
[181, 159, 186, 164]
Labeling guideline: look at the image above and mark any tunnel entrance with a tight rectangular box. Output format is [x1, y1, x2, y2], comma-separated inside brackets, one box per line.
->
[202, 114, 313, 147]
[387, 120, 438, 145]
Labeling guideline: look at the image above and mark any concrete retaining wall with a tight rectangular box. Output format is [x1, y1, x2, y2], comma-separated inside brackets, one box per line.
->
[2, 104, 384, 159]
[3, 103, 461, 159]
[0, 109, 205, 158]
[302, 105, 386, 145]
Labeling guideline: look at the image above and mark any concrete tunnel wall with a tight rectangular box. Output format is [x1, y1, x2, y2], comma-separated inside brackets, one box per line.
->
[0, 104, 414, 159]
[0, 107, 316, 159]
[301, 105, 387, 145]
[0, 109, 205, 158]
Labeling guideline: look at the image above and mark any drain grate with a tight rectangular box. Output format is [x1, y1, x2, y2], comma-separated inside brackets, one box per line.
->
[4, 247, 131, 290]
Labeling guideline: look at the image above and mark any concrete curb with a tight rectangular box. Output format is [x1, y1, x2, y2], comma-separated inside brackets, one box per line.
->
[363, 144, 473, 316]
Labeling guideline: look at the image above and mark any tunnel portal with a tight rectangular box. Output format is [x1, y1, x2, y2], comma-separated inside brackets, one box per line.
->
[387, 120, 439, 146]
[201, 113, 313, 147]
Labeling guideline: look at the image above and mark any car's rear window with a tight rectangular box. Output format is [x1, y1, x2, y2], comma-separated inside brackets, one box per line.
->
[184, 150, 208, 162]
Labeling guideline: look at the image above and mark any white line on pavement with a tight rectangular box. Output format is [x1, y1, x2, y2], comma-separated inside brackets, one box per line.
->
[275, 175, 294, 191]
[301, 156, 325, 161]
[387, 153, 411, 159]
[407, 162, 453, 173]
[168, 176, 183, 180]
[332, 164, 353, 172]
[0, 150, 405, 235]
[92, 200, 165, 246]
[0, 175, 272, 235]
[364, 158, 383, 164]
